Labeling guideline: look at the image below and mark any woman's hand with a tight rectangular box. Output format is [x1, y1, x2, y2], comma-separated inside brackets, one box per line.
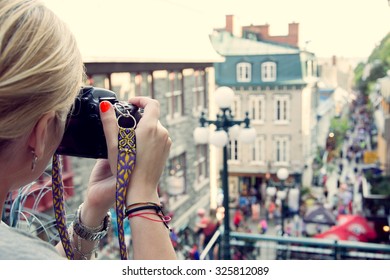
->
[82, 96, 175, 260]
[125, 97, 172, 204]
[81, 97, 171, 225]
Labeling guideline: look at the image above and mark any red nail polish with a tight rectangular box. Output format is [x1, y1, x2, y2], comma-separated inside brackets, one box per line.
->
[100, 101, 110, 113]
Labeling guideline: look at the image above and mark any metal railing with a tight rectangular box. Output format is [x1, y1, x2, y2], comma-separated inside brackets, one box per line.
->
[199, 229, 390, 260]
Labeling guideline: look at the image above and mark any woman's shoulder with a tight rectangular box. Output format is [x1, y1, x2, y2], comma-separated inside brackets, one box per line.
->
[0, 222, 64, 260]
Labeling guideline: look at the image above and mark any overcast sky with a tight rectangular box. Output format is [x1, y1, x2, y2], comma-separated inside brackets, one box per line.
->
[42, 0, 390, 59]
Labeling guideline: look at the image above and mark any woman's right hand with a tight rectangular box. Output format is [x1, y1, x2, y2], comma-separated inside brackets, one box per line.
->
[78, 97, 175, 260]
[121, 98, 176, 260]
[123, 97, 172, 204]
[88, 97, 171, 215]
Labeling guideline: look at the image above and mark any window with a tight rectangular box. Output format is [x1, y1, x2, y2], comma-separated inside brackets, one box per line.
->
[228, 140, 241, 162]
[249, 95, 265, 123]
[193, 70, 207, 112]
[110, 73, 131, 101]
[274, 95, 290, 123]
[135, 72, 153, 97]
[88, 74, 110, 89]
[250, 135, 265, 164]
[236, 62, 251, 82]
[166, 71, 184, 119]
[261, 61, 277, 82]
[274, 136, 290, 164]
[231, 95, 241, 118]
[195, 144, 208, 182]
[167, 153, 186, 195]
[306, 60, 313, 77]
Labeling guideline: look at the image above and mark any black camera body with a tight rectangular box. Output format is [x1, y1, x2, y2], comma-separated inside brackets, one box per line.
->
[56, 86, 142, 159]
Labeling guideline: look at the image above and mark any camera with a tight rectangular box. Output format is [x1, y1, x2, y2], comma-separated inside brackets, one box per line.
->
[56, 86, 142, 159]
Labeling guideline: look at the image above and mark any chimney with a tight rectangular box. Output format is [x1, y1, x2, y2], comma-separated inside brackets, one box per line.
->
[332, 55, 337, 66]
[225, 15, 241, 37]
[258, 24, 270, 38]
[288, 22, 299, 47]
[226, 15, 235, 35]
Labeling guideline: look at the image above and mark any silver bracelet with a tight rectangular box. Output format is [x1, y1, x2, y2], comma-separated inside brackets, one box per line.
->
[72, 203, 111, 241]
[69, 225, 100, 260]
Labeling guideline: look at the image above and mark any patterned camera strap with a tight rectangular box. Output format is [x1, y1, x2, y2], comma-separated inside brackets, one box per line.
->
[115, 127, 136, 260]
[52, 153, 74, 260]
[52, 127, 136, 260]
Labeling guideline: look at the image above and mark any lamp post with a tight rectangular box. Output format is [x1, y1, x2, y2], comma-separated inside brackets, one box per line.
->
[276, 167, 289, 236]
[193, 86, 256, 260]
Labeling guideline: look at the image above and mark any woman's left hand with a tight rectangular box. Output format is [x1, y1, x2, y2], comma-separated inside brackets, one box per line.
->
[78, 101, 119, 227]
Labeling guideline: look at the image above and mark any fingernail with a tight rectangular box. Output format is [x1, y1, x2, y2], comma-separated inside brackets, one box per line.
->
[100, 101, 110, 113]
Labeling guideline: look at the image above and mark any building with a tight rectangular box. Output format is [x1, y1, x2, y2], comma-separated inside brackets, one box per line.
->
[375, 71, 390, 174]
[317, 56, 356, 92]
[209, 15, 319, 206]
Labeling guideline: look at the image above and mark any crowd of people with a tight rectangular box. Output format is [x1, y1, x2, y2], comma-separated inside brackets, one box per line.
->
[326, 94, 373, 219]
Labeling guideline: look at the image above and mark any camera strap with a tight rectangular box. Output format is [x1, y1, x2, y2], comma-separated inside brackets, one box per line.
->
[52, 153, 74, 260]
[115, 126, 136, 260]
[51, 116, 137, 260]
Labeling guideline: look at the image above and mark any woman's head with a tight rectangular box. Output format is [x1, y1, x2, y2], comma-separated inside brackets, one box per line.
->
[0, 0, 84, 151]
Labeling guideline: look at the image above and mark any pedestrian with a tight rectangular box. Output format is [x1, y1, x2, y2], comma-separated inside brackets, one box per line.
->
[339, 161, 344, 173]
[322, 174, 328, 187]
[199, 209, 220, 260]
[251, 200, 261, 221]
[258, 219, 268, 234]
[267, 200, 276, 221]
[0, 0, 175, 260]
[323, 186, 329, 200]
[233, 208, 243, 230]
[194, 208, 209, 234]
[188, 244, 200, 260]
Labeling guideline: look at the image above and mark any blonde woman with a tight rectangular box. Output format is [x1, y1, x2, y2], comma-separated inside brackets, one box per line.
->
[0, 0, 176, 260]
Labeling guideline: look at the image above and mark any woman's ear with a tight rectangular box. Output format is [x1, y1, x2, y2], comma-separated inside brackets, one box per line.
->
[27, 111, 56, 158]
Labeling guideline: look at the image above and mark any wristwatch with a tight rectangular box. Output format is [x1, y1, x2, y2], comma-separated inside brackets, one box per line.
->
[72, 203, 111, 241]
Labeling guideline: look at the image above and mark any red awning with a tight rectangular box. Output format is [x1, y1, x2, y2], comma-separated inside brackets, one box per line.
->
[314, 215, 377, 242]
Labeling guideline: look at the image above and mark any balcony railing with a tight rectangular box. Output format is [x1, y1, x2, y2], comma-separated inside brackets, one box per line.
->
[200, 230, 390, 260]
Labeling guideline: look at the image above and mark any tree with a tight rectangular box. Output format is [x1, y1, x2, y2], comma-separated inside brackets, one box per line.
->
[354, 32, 390, 93]
[368, 32, 390, 68]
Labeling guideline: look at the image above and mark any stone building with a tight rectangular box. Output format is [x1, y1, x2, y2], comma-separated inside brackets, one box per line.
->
[210, 15, 319, 206]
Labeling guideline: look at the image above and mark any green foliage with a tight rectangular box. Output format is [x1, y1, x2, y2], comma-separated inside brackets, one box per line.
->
[368, 61, 387, 81]
[366, 172, 390, 196]
[354, 62, 365, 85]
[301, 186, 310, 196]
[354, 32, 390, 94]
[329, 116, 349, 149]
[368, 32, 390, 67]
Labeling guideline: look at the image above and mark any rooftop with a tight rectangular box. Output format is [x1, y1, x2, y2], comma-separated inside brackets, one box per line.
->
[210, 31, 300, 56]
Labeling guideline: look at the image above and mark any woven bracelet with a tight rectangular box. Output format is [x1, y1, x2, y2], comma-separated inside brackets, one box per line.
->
[125, 204, 162, 217]
[125, 205, 171, 230]
[126, 202, 162, 210]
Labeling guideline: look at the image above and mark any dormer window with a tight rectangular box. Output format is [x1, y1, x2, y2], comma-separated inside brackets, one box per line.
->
[261, 61, 277, 82]
[236, 62, 251, 82]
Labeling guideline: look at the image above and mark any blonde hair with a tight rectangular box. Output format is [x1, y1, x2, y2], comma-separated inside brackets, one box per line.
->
[0, 0, 85, 150]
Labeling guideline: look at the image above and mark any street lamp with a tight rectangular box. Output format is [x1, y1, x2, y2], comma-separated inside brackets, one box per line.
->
[276, 167, 289, 236]
[193, 86, 256, 260]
